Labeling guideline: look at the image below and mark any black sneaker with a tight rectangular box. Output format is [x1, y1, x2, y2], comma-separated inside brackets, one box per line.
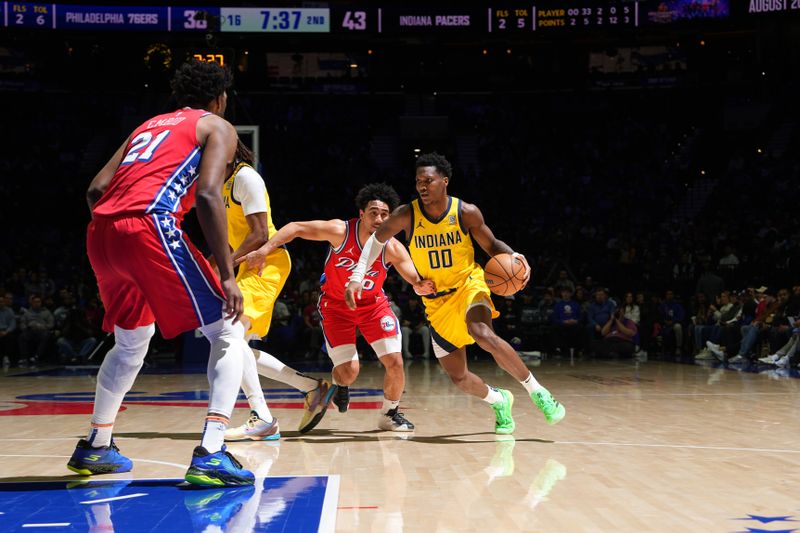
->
[333, 386, 350, 413]
[378, 408, 415, 432]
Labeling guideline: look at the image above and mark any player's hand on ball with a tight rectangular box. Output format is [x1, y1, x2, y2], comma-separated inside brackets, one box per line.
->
[413, 279, 436, 296]
[513, 252, 531, 287]
[345, 281, 363, 310]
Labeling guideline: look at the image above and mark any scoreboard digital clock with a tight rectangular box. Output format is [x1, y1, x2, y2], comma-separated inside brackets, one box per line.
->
[3, 1, 738, 33]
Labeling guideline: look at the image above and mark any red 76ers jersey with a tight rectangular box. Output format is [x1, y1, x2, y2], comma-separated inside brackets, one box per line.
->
[92, 108, 210, 222]
[321, 219, 390, 304]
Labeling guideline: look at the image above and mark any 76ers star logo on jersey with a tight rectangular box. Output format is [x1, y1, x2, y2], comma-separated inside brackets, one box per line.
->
[380, 315, 396, 332]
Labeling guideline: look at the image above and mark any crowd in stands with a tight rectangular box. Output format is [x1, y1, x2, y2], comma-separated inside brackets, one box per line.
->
[2, 87, 798, 371]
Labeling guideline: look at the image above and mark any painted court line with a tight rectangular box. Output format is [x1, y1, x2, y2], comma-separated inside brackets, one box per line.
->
[0, 454, 185, 470]
[81, 493, 148, 505]
[556, 440, 800, 454]
[318, 474, 340, 533]
[22, 523, 70, 528]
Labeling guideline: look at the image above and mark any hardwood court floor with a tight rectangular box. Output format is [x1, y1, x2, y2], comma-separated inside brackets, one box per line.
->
[1, 356, 799, 532]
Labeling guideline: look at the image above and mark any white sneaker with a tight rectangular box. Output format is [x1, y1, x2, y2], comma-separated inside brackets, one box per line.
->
[775, 355, 790, 368]
[706, 341, 725, 361]
[377, 408, 415, 432]
[728, 354, 746, 364]
[695, 349, 715, 360]
[224, 411, 280, 441]
[758, 353, 781, 365]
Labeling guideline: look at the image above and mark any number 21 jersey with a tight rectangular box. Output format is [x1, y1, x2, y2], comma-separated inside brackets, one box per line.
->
[92, 108, 210, 221]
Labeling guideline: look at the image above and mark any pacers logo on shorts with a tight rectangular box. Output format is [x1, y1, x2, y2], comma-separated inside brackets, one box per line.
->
[380, 315, 396, 333]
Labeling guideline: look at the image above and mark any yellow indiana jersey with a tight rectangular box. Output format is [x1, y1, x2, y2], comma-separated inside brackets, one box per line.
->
[408, 196, 477, 292]
[222, 162, 278, 252]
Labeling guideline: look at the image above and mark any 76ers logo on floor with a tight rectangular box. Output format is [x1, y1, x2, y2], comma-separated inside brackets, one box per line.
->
[380, 315, 396, 332]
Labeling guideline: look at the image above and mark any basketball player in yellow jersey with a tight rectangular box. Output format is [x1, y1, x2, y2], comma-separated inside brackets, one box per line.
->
[346, 152, 565, 434]
[221, 140, 336, 440]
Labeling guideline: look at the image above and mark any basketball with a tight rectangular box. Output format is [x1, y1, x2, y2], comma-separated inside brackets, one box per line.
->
[484, 253, 528, 296]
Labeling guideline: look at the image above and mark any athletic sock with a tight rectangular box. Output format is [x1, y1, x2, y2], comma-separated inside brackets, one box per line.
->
[482, 386, 504, 405]
[86, 423, 113, 448]
[381, 397, 400, 415]
[241, 349, 273, 423]
[253, 348, 318, 392]
[200, 415, 227, 453]
[520, 372, 544, 394]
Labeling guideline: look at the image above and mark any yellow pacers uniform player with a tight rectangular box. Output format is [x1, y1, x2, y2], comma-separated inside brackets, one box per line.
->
[346, 152, 565, 435]
[223, 141, 335, 442]
[407, 196, 498, 351]
[223, 162, 291, 337]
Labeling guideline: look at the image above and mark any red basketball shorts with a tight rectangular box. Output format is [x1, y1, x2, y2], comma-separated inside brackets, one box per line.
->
[87, 214, 225, 339]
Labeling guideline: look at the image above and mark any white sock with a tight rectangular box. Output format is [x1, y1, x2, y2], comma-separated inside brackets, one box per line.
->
[201, 319, 248, 451]
[200, 415, 227, 453]
[381, 397, 400, 415]
[86, 423, 113, 448]
[520, 372, 544, 394]
[88, 324, 154, 447]
[241, 349, 273, 422]
[253, 348, 318, 392]
[482, 386, 503, 405]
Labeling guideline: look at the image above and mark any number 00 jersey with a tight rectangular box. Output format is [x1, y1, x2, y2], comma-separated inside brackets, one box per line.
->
[408, 197, 477, 293]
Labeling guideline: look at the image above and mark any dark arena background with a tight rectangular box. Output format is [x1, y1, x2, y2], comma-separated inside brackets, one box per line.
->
[1, 2, 800, 532]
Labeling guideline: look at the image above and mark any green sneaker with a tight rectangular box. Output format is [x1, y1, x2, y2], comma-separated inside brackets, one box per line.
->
[491, 389, 515, 435]
[531, 387, 565, 425]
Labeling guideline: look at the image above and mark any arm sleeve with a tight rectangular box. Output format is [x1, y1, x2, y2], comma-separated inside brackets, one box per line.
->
[233, 166, 269, 216]
[348, 233, 387, 285]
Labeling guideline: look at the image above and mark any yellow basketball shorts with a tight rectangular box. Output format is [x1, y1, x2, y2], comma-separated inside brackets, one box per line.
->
[423, 273, 499, 356]
[237, 247, 291, 338]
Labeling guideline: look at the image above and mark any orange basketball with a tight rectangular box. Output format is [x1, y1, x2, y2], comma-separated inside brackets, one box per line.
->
[483, 253, 528, 296]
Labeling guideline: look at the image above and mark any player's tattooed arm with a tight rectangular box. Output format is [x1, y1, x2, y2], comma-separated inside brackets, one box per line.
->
[461, 202, 531, 286]
[86, 136, 130, 213]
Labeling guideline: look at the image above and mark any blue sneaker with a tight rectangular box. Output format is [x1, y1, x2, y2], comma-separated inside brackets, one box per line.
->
[185, 445, 255, 487]
[67, 439, 133, 476]
[184, 485, 255, 529]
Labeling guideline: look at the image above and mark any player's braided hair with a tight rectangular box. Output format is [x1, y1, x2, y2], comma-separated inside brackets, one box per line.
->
[355, 183, 401, 212]
[171, 59, 232, 109]
[415, 152, 452, 179]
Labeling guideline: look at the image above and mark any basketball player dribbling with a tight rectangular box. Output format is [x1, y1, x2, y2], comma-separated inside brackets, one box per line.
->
[241, 183, 435, 431]
[220, 140, 335, 441]
[346, 153, 565, 434]
[67, 60, 255, 486]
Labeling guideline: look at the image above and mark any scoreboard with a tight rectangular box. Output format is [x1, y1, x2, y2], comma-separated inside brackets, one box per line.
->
[3, 1, 779, 34]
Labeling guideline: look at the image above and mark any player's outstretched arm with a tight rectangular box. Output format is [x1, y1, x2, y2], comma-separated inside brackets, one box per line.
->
[195, 115, 242, 322]
[237, 219, 347, 275]
[384, 239, 436, 296]
[461, 202, 531, 286]
[86, 137, 130, 212]
[345, 204, 412, 309]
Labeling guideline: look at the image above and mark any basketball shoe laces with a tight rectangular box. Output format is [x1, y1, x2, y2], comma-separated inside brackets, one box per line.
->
[386, 408, 412, 426]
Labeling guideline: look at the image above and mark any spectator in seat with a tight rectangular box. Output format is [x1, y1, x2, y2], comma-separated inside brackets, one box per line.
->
[401, 298, 430, 360]
[56, 307, 97, 364]
[586, 287, 616, 349]
[0, 292, 17, 367]
[18, 295, 54, 366]
[596, 306, 638, 358]
[657, 290, 685, 355]
[553, 270, 575, 295]
[553, 287, 582, 354]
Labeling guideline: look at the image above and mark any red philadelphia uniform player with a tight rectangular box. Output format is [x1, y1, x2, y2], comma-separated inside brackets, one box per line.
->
[67, 60, 255, 487]
[240, 183, 435, 431]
